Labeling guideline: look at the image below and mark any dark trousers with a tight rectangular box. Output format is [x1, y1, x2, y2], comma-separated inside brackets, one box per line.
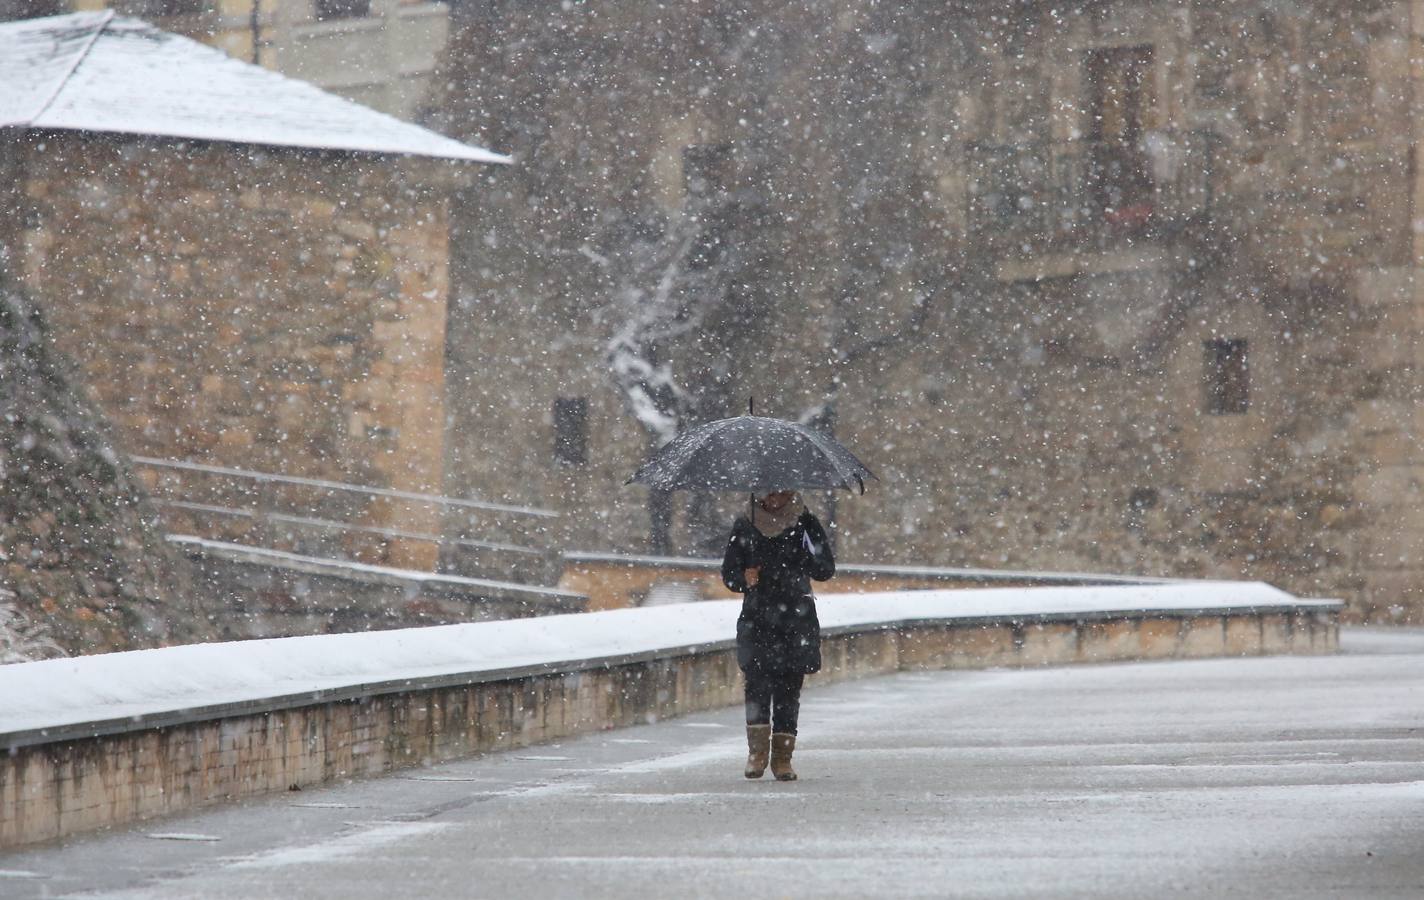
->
[744, 669, 805, 735]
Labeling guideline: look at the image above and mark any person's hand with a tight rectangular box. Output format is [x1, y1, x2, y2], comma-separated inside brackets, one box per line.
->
[744, 566, 760, 587]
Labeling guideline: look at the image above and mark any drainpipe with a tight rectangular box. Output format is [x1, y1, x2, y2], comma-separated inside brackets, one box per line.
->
[250, 0, 261, 65]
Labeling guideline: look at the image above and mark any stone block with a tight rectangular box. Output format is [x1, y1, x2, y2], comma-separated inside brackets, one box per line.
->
[1361, 428, 1424, 467]
[1224, 615, 1262, 656]
[1077, 619, 1141, 663]
[1137, 618, 1182, 659]
[1018, 622, 1078, 666]
[1178, 617, 1227, 658]
[1353, 464, 1424, 510]
[1259, 614, 1291, 653]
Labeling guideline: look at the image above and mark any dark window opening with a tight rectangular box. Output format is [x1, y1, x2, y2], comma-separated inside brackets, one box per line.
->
[1085, 45, 1155, 226]
[553, 397, 589, 465]
[1128, 487, 1159, 510]
[1203, 338, 1249, 415]
[315, 0, 370, 20]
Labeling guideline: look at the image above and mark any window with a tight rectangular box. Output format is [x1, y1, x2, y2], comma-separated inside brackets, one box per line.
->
[553, 397, 589, 465]
[315, 0, 370, 20]
[1085, 46, 1155, 223]
[1203, 339, 1249, 415]
[1086, 46, 1153, 146]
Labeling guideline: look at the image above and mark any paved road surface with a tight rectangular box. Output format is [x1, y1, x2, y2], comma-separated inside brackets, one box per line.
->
[3, 628, 1424, 898]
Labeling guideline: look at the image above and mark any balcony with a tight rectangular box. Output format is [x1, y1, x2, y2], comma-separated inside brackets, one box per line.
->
[967, 131, 1216, 271]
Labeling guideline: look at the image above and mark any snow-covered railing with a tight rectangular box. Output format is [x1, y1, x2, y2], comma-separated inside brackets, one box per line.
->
[133, 456, 558, 518]
[0, 582, 1340, 849]
[135, 455, 562, 585]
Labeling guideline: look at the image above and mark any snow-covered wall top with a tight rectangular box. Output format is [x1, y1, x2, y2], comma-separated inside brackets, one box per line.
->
[0, 12, 509, 163]
[0, 582, 1336, 747]
[563, 550, 1177, 584]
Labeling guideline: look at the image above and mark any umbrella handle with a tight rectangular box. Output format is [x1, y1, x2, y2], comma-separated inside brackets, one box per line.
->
[747, 397, 755, 523]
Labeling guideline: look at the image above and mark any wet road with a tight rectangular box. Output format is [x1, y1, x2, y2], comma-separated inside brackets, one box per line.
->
[4, 628, 1424, 899]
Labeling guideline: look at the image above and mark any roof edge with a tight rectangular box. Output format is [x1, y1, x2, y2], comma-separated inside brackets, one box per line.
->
[27, 10, 112, 126]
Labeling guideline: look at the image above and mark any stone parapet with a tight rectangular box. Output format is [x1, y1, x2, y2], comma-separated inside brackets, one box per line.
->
[0, 584, 1339, 850]
[560, 552, 1172, 611]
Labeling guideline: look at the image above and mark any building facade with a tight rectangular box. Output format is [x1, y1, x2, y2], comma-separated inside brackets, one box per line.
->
[434, 0, 1424, 621]
[0, 0, 449, 120]
[1, 13, 503, 573]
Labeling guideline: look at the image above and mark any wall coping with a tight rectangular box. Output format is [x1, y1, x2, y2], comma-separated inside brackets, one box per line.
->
[0, 582, 1339, 751]
[562, 551, 1180, 585]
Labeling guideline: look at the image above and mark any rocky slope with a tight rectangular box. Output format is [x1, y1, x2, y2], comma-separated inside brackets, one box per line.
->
[1, 278, 210, 659]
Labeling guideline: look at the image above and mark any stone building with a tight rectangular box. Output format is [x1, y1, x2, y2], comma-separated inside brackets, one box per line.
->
[1, 11, 505, 572]
[434, 0, 1424, 621]
[0, 0, 450, 120]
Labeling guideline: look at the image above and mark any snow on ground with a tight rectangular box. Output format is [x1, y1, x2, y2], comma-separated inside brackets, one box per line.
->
[0, 581, 1331, 740]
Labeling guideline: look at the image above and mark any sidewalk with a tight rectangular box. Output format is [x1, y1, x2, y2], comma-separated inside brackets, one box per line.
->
[4, 628, 1423, 898]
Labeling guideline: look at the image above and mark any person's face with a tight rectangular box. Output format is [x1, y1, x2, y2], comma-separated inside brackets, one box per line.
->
[760, 490, 795, 511]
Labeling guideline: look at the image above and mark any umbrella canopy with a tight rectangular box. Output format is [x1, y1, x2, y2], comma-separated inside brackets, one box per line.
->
[627, 415, 875, 494]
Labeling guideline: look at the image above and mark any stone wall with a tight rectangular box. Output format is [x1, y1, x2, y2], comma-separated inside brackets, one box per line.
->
[10, 131, 462, 570]
[432, 0, 1424, 621]
[0, 600, 1338, 850]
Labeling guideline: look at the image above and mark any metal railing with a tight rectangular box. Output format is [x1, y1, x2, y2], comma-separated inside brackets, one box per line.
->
[132, 456, 559, 582]
[967, 131, 1216, 253]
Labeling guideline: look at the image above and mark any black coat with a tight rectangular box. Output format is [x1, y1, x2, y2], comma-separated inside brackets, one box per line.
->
[721, 510, 836, 675]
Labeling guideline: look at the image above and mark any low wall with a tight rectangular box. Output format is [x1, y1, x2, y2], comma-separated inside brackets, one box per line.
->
[0, 583, 1339, 850]
[560, 551, 1172, 611]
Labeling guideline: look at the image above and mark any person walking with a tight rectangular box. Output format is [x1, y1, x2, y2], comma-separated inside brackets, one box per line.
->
[721, 490, 835, 781]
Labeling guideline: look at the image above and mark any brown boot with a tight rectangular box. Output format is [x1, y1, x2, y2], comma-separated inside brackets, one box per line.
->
[744, 725, 771, 779]
[770, 732, 798, 781]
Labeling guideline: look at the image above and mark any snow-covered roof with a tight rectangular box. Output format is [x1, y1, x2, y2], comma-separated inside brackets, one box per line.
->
[0, 11, 509, 164]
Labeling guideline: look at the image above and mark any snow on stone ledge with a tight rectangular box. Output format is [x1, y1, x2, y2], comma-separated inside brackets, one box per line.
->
[0, 582, 1336, 742]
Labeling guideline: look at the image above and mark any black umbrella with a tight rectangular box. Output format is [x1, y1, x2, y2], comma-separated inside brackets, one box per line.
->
[627, 414, 876, 494]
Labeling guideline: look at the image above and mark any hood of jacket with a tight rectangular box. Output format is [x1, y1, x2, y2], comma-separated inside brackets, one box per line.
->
[752, 492, 805, 537]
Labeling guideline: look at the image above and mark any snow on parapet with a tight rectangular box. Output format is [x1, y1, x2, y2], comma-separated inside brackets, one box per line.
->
[0, 12, 509, 164]
[0, 582, 1335, 743]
